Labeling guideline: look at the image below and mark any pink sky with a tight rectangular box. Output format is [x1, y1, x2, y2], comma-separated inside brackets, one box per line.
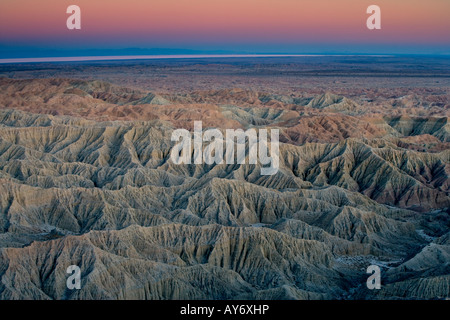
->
[1, 0, 449, 54]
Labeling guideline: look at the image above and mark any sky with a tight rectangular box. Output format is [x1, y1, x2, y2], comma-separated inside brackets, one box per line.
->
[0, 0, 449, 58]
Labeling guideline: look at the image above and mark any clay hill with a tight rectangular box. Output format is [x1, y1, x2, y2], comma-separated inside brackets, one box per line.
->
[0, 77, 448, 300]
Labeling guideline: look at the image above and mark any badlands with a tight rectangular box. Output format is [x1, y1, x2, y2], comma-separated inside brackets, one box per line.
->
[0, 56, 448, 299]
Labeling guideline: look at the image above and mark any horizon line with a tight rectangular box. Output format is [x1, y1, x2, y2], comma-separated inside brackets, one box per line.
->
[0, 54, 398, 64]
